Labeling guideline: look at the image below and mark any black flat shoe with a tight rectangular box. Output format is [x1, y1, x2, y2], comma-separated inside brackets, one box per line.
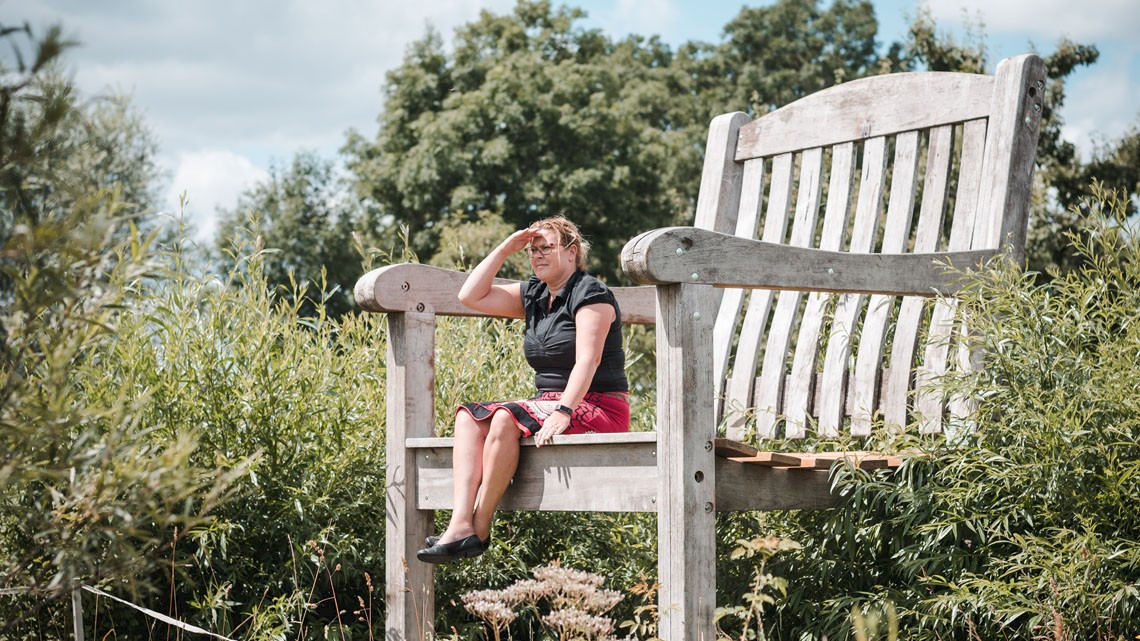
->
[425, 534, 490, 549]
[416, 534, 488, 564]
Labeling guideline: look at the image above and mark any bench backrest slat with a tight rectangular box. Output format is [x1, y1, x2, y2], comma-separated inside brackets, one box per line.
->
[706, 55, 1045, 439]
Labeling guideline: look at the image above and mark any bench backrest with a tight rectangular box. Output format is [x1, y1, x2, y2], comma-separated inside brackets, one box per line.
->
[692, 55, 1046, 440]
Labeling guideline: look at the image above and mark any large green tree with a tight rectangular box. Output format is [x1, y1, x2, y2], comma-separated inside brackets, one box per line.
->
[344, 1, 706, 281]
[214, 151, 362, 318]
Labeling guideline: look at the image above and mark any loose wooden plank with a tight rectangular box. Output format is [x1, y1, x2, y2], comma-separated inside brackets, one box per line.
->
[728, 451, 901, 470]
[713, 437, 758, 458]
[737, 72, 995, 159]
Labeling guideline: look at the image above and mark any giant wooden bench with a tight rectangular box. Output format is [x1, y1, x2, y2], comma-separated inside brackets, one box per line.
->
[354, 54, 1046, 641]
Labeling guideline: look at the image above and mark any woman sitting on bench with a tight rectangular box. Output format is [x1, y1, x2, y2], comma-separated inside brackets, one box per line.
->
[416, 216, 631, 563]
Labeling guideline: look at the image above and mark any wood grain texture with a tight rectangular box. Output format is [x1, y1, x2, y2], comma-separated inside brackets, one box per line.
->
[737, 71, 995, 158]
[974, 54, 1047, 260]
[884, 125, 955, 428]
[851, 131, 921, 434]
[756, 148, 825, 437]
[713, 158, 766, 422]
[622, 226, 994, 296]
[817, 136, 887, 435]
[355, 263, 657, 324]
[722, 153, 794, 438]
[786, 143, 856, 437]
[385, 312, 437, 641]
[656, 283, 717, 641]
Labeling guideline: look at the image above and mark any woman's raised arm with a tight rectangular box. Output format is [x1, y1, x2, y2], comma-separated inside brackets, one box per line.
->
[457, 229, 535, 318]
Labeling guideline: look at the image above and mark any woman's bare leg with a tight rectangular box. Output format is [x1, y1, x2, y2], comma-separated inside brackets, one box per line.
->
[438, 411, 488, 544]
[471, 410, 522, 541]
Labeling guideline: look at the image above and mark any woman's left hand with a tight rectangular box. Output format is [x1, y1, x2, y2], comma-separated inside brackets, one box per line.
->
[534, 410, 571, 447]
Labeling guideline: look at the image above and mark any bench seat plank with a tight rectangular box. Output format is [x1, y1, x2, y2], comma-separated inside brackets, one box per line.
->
[412, 437, 843, 512]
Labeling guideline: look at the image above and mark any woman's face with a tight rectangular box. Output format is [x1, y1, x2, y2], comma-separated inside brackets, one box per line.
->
[528, 227, 577, 284]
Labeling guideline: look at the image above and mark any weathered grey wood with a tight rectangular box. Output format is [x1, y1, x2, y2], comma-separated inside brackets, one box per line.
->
[816, 136, 888, 435]
[416, 438, 659, 512]
[916, 119, 988, 432]
[851, 131, 921, 434]
[385, 312, 437, 641]
[786, 143, 856, 437]
[737, 72, 995, 159]
[974, 55, 1047, 259]
[355, 263, 657, 324]
[656, 282, 717, 641]
[713, 157, 765, 422]
[721, 153, 793, 438]
[714, 463, 839, 510]
[694, 112, 751, 234]
[413, 434, 844, 512]
[622, 227, 994, 296]
[756, 148, 825, 437]
[884, 125, 955, 428]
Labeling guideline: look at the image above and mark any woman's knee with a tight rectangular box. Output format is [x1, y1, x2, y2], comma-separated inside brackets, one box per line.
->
[487, 411, 521, 441]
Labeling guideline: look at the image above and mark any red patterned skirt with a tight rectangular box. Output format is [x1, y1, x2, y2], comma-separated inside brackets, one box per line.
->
[457, 390, 630, 438]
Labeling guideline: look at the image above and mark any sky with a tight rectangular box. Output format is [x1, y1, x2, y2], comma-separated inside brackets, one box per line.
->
[5, 0, 1138, 241]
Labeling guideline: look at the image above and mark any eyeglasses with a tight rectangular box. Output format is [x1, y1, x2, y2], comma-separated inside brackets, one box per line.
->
[524, 244, 561, 257]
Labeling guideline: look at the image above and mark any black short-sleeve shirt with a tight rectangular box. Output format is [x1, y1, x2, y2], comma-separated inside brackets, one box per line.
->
[522, 270, 628, 393]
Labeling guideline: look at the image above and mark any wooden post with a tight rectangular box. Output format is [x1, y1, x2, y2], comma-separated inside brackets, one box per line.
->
[385, 311, 437, 641]
[72, 587, 84, 641]
[656, 282, 717, 641]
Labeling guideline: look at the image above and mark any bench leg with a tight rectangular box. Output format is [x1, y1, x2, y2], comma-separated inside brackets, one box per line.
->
[656, 283, 717, 641]
[385, 312, 437, 640]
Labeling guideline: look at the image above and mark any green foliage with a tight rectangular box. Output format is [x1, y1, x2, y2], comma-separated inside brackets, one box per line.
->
[0, 23, 236, 636]
[85, 235, 389, 636]
[214, 150, 364, 318]
[344, 0, 703, 282]
[706, 0, 885, 112]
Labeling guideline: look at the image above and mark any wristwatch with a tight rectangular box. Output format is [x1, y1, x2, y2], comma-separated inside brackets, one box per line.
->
[555, 404, 574, 416]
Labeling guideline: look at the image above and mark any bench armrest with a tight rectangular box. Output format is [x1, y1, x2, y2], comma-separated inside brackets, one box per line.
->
[621, 226, 996, 296]
[355, 262, 658, 323]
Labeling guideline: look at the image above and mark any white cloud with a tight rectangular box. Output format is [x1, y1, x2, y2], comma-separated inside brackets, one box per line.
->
[923, 0, 1140, 41]
[4, 0, 515, 239]
[1061, 59, 1140, 160]
[164, 150, 268, 242]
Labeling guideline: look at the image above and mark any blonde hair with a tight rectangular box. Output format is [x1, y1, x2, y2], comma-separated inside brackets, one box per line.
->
[530, 215, 590, 271]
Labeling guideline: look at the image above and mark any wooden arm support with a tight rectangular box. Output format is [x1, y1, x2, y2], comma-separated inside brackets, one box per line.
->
[621, 226, 997, 296]
[354, 263, 657, 323]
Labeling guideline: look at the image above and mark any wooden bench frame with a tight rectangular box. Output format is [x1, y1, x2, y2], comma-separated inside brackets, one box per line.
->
[355, 54, 1046, 641]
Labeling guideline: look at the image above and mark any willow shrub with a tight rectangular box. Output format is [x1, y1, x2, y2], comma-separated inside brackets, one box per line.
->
[70, 232, 394, 637]
[743, 184, 1140, 640]
[0, 205, 243, 638]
